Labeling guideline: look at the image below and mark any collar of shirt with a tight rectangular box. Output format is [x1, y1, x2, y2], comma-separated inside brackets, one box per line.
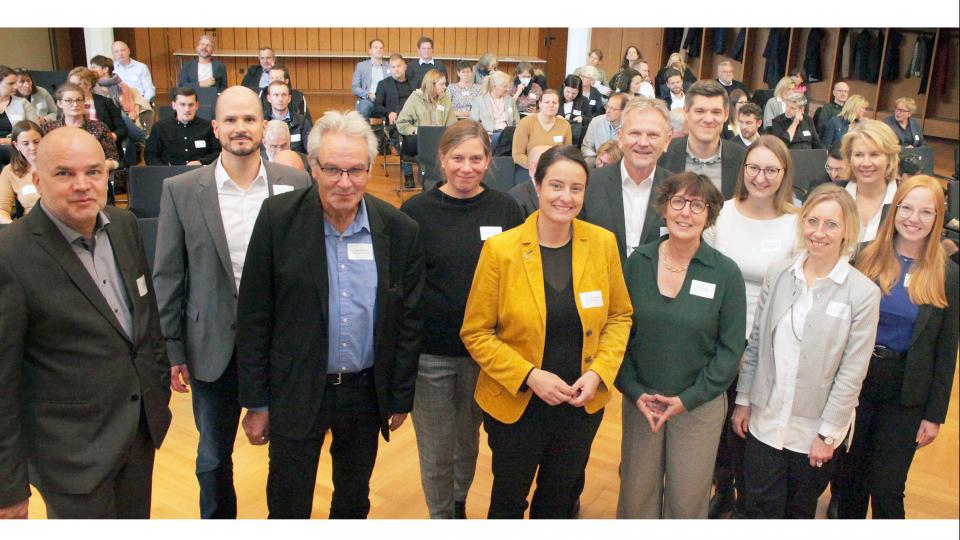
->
[273, 110, 291, 122]
[176, 117, 196, 128]
[740, 134, 755, 146]
[844, 179, 897, 206]
[419, 59, 434, 65]
[620, 160, 655, 189]
[685, 141, 722, 165]
[718, 78, 732, 87]
[39, 200, 109, 245]
[324, 198, 371, 238]
[791, 251, 850, 286]
[214, 157, 269, 192]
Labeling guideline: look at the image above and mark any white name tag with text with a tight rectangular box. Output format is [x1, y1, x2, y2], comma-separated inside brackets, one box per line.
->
[802, 130, 811, 137]
[580, 290, 603, 309]
[589, 99, 596, 105]
[826, 301, 851, 320]
[760, 239, 782, 253]
[290, 134, 301, 142]
[194, 139, 207, 148]
[347, 243, 374, 261]
[553, 135, 564, 143]
[573, 109, 582, 116]
[463, 91, 470, 96]
[529, 93, 538, 100]
[273, 184, 294, 195]
[660, 226, 669, 237]
[689, 280, 716, 299]
[479, 226, 502, 240]
[136, 275, 148, 297]
[437, 105, 445, 112]
[21, 184, 37, 195]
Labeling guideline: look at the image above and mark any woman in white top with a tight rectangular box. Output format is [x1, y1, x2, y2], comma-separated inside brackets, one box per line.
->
[840, 119, 900, 244]
[732, 184, 881, 518]
[702, 134, 798, 517]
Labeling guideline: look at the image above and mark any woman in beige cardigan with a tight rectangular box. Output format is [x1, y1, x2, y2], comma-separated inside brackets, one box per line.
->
[0, 120, 43, 222]
[511, 90, 571, 168]
[397, 68, 457, 186]
[470, 71, 520, 153]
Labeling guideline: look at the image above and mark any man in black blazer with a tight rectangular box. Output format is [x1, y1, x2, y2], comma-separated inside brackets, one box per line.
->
[240, 46, 276, 92]
[0, 128, 171, 519]
[237, 110, 424, 519]
[178, 34, 228, 92]
[658, 80, 746, 199]
[406, 36, 448, 91]
[582, 96, 674, 262]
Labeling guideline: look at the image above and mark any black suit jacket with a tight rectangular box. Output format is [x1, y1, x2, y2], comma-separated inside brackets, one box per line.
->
[580, 160, 673, 263]
[770, 114, 823, 150]
[0, 206, 171, 506]
[406, 60, 448, 92]
[241, 65, 266, 92]
[372, 77, 412, 119]
[259, 88, 310, 123]
[658, 136, 746, 199]
[93, 94, 128, 143]
[237, 189, 424, 441]
[508, 180, 538, 218]
[178, 59, 229, 92]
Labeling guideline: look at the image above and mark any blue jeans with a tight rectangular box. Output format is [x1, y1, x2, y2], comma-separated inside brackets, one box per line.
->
[190, 355, 242, 519]
[356, 99, 375, 119]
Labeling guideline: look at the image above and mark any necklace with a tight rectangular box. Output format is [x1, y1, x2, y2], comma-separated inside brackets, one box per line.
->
[659, 242, 688, 273]
[790, 302, 802, 341]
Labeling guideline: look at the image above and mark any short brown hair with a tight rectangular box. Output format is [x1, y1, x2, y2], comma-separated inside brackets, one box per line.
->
[738, 102, 762, 122]
[684, 79, 729, 112]
[654, 171, 725, 229]
[438, 119, 491, 167]
[734, 135, 797, 216]
[68, 66, 98, 89]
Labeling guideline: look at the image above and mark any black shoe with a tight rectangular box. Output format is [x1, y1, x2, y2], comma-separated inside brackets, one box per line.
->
[403, 173, 416, 189]
[708, 489, 735, 519]
[827, 496, 839, 519]
[454, 500, 466, 519]
[570, 498, 581, 518]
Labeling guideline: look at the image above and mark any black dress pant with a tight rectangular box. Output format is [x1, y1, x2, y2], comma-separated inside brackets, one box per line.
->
[484, 398, 603, 519]
[714, 375, 746, 501]
[401, 134, 419, 159]
[266, 371, 381, 519]
[743, 432, 834, 519]
[832, 356, 922, 519]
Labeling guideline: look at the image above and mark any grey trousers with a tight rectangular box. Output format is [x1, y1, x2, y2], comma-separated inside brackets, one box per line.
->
[411, 353, 484, 519]
[617, 393, 726, 519]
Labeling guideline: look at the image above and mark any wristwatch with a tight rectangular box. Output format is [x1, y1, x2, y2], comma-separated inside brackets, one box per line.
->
[817, 433, 835, 445]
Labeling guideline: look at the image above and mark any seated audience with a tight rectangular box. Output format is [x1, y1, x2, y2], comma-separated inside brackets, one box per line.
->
[815, 81, 850, 139]
[716, 60, 748, 96]
[633, 61, 656, 99]
[558, 75, 592, 146]
[0, 120, 43, 222]
[825, 142, 846, 183]
[262, 119, 291, 161]
[90, 55, 152, 165]
[177, 34, 228, 91]
[511, 90, 571, 168]
[663, 69, 685, 110]
[449, 60, 481, 119]
[594, 140, 623, 169]
[763, 76, 796, 129]
[574, 49, 608, 91]
[112, 40, 156, 101]
[13, 69, 56, 125]
[722, 89, 749, 140]
[508, 144, 549, 217]
[897, 153, 923, 186]
[611, 69, 642, 99]
[396, 68, 457, 187]
[883, 97, 925, 148]
[655, 52, 695, 100]
[266, 80, 311, 154]
[789, 67, 808, 95]
[510, 62, 543, 117]
[770, 92, 823, 150]
[46, 82, 120, 170]
[470, 70, 519, 151]
[822, 95, 868, 149]
[581, 93, 626, 168]
[0, 65, 39, 168]
[576, 66, 606, 117]
[407, 36, 448, 90]
[374, 54, 416, 180]
[144, 87, 220, 166]
[732, 103, 763, 148]
[351, 39, 389, 119]
[68, 67, 127, 145]
[241, 46, 277, 92]
[258, 65, 310, 122]
[473, 53, 498, 85]
[669, 109, 687, 140]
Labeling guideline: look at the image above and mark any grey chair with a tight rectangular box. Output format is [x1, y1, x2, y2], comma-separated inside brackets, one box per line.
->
[138, 217, 159, 273]
[128, 165, 200, 219]
[789, 148, 829, 200]
[416, 126, 448, 191]
[900, 146, 935, 174]
[484, 157, 518, 193]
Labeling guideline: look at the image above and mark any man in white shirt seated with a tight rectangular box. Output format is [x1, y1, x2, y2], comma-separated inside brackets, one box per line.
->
[352, 39, 390, 119]
[581, 93, 627, 168]
[111, 41, 156, 102]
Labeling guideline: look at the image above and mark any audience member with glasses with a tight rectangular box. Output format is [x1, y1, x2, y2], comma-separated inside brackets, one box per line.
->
[733, 183, 881, 519]
[46, 83, 120, 171]
[883, 97, 925, 148]
[469, 70, 519, 153]
[840, 119, 900, 244]
[770, 92, 823, 150]
[617, 172, 746, 519]
[702, 135, 798, 518]
[830, 176, 958, 519]
[580, 93, 626, 168]
[0, 65, 40, 168]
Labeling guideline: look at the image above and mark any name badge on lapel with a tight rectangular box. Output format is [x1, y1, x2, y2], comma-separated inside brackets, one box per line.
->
[826, 301, 851, 320]
[273, 185, 294, 195]
[802, 130, 811, 137]
[689, 280, 716, 299]
[136, 275, 148, 297]
[660, 226, 669, 237]
[579, 290, 603, 308]
[290, 134, 302, 142]
[194, 140, 207, 148]
[479, 226, 502, 240]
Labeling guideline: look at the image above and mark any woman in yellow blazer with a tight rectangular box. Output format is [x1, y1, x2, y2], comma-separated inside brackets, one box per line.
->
[461, 145, 633, 518]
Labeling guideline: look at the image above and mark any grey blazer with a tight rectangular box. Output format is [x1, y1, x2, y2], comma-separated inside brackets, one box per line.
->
[508, 180, 538, 218]
[658, 136, 745, 200]
[3, 96, 39, 127]
[351, 59, 391, 99]
[469, 94, 520, 133]
[177, 59, 228, 92]
[737, 256, 881, 426]
[152, 161, 312, 382]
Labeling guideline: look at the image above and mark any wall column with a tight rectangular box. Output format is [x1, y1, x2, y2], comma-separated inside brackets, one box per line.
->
[83, 28, 114, 61]
[566, 27, 591, 75]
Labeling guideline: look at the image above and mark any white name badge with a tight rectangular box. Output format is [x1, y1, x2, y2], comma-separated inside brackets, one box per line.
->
[273, 184, 294, 195]
[727, 124, 734, 131]
[21, 184, 37, 195]
[802, 130, 811, 137]
[760, 238, 782, 253]
[579, 290, 603, 308]
[689, 280, 716, 299]
[660, 226, 669, 237]
[291, 133, 302, 142]
[553, 135, 564, 143]
[914, 134, 920, 141]
[463, 91, 470, 96]
[573, 109, 582, 115]
[136, 275, 148, 297]
[194, 140, 207, 148]
[826, 300, 851, 320]
[904, 273, 912, 287]
[479, 226, 502, 240]
[507, 107, 513, 113]
[347, 243, 374, 261]
[437, 105, 445, 112]
[589, 99, 596, 105]
[529, 93, 538, 100]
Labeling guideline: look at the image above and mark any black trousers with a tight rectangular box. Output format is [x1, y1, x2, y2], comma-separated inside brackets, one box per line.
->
[831, 356, 922, 519]
[483, 398, 603, 519]
[266, 372, 382, 519]
[743, 433, 833, 519]
[714, 375, 746, 502]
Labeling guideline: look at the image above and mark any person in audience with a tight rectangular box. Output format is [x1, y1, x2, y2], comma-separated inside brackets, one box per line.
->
[558, 75, 592, 146]
[510, 62, 543, 117]
[0, 127, 171, 519]
[178, 34, 228, 91]
[237, 110, 423, 519]
[655, 52, 695, 101]
[594, 140, 623, 168]
[508, 144, 549, 217]
[470, 70, 519, 152]
[373, 54, 415, 180]
[770, 92, 823, 150]
[733, 184, 881, 519]
[632, 61, 656, 99]
[449, 60, 481, 119]
[763, 76, 796, 129]
[669, 109, 687, 140]
[396, 68, 457, 188]
[664, 70, 685, 111]
[67, 67, 127, 145]
[732, 103, 762, 148]
[262, 119, 291, 161]
[896, 153, 923, 186]
[352, 39, 389, 119]
[272, 149, 306, 171]
[400, 120, 523, 519]
[0, 120, 43, 222]
[723, 89, 749, 140]
[611, 69, 643, 99]
[585, 48, 608, 88]
[659, 79, 748, 199]
[832, 176, 958, 519]
[112, 40, 156, 101]
[13, 69, 57, 124]
[576, 66, 606, 117]
[702, 135, 799, 518]
[407, 36, 448, 91]
[789, 67, 808, 95]
[153, 86, 311, 519]
[883, 97, 925, 148]
[617, 171, 746, 519]
[259, 65, 310, 122]
[473, 53, 498, 85]
[266, 80, 312, 154]
[822, 94, 867, 149]
[90, 55, 151, 166]
[0, 66, 39, 168]
[609, 47, 645, 95]
[717, 60, 748, 97]
[145, 87, 220, 166]
[582, 96, 673, 261]
[46, 83, 119, 171]
[815, 81, 850, 139]
[241, 46, 277, 92]
[825, 142, 847, 183]
[841, 119, 899, 243]
[580, 93, 626, 168]
[461, 144, 633, 518]
[511, 90, 571, 169]
[620, 45, 643, 71]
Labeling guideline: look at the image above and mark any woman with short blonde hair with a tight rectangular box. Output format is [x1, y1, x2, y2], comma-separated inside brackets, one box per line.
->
[840, 119, 900, 243]
[763, 76, 796, 128]
[883, 96, 925, 148]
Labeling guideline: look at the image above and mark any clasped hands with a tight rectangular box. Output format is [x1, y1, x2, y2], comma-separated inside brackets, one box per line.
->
[526, 368, 601, 408]
[635, 393, 686, 433]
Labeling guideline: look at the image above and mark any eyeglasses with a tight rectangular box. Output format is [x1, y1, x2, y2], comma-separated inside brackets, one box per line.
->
[744, 163, 783, 180]
[668, 196, 708, 214]
[824, 163, 844, 175]
[318, 166, 368, 180]
[894, 107, 912, 114]
[803, 217, 841, 233]
[896, 204, 936, 223]
[59, 98, 84, 105]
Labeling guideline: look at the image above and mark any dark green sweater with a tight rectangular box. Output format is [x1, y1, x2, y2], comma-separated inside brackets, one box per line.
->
[615, 236, 746, 412]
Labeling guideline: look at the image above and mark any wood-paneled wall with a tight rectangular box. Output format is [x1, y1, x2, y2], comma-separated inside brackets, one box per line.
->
[126, 28, 543, 97]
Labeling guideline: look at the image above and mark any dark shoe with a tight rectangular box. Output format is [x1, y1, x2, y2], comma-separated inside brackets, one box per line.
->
[827, 496, 839, 519]
[454, 500, 466, 519]
[403, 173, 416, 189]
[708, 489, 735, 519]
[570, 498, 581, 518]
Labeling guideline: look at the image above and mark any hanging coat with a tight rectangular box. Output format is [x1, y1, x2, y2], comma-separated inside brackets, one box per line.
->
[804, 28, 825, 82]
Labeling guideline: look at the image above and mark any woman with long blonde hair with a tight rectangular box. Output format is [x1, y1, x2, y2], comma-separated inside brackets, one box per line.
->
[831, 175, 958, 519]
[822, 94, 868, 148]
[840, 119, 899, 243]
